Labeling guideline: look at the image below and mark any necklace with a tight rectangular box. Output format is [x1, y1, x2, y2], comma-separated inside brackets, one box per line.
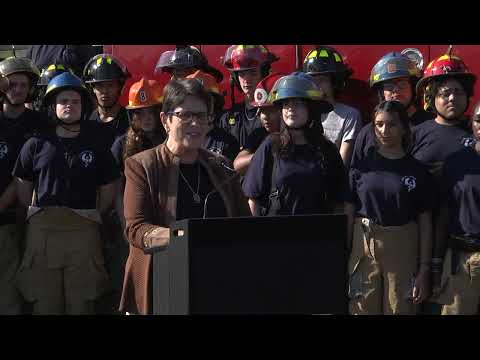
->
[57, 136, 76, 162]
[179, 163, 201, 204]
[244, 105, 257, 121]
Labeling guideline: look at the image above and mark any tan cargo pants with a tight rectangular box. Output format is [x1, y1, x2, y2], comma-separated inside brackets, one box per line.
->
[433, 248, 480, 315]
[348, 218, 419, 315]
[0, 223, 22, 314]
[15, 207, 110, 315]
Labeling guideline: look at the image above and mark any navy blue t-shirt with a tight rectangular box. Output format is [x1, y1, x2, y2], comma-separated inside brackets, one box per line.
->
[242, 135, 349, 215]
[350, 109, 434, 170]
[110, 134, 126, 173]
[244, 127, 268, 153]
[410, 119, 472, 172]
[219, 102, 262, 150]
[440, 146, 480, 235]
[89, 107, 130, 149]
[349, 151, 434, 226]
[13, 122, 120, 210]
[204, 126, 240, 162]
[0, 109, 48, 224]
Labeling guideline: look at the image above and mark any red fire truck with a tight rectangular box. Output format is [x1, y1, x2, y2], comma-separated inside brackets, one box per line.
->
[104, 44, 480, 121]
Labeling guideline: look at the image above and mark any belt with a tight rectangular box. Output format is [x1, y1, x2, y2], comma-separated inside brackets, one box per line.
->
[450, 234, 480, 252]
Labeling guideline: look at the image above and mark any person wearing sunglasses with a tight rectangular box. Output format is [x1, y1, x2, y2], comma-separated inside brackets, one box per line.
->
[119, 78, 250, 315]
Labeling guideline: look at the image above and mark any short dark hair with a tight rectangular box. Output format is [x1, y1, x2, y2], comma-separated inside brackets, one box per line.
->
[372, 100, 412, 150]
[162, 78, 213, 114]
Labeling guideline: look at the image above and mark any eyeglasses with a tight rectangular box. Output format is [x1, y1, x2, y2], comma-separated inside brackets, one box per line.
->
[168, 111, 211, 125]
[436, 88, 466, 99]
[382, 80, 410, 92]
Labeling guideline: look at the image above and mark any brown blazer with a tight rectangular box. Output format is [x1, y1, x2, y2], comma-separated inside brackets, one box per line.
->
[119, 143, 250, 314]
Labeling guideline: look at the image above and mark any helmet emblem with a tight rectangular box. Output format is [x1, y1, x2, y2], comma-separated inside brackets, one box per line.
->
[387, 63, 397, 73]
[254, 88, 268, 105]
[442, 65, 452, 73]
[139, 89, 147, 102]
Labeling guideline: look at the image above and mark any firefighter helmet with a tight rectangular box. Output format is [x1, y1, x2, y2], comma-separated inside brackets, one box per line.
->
[155, 46, 224, 83]
[126, 77, 164, 110]
[156, 46, 205, 72]
[186, 69, 221, 94]
[303, 46, 352, 78]
[417, 54, 476, 112]
[186, 70, 225, 115]
[82, 54, 130, 84]
[38, 64, 74, 87]
[416, 54, 476, 95]
[0, 57, 40, 101]
[44, 72, 90, 105]
[369, 52, 421, 89]
[251, 72, 288, 108]
[223, 45, 278, 72]
[268, 72, 333, 113]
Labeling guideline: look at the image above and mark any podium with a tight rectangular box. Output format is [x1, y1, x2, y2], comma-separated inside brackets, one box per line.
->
[152, 214, 348, 314]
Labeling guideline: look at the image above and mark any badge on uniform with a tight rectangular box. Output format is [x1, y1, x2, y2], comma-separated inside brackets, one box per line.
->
[79, 150, 94, 168]
[462, 137, 476, 148]
[0, 142, 8, 159]
[228, 117, 236, 126]
[401, 176, 416, 192]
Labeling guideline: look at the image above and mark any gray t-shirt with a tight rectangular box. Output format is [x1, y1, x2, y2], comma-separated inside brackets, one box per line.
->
[321, 102, 362, 149]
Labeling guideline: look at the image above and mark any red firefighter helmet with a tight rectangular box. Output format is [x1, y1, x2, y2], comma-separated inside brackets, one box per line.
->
[251, 72, 288, 108]
[416, 54, 476, 112]
[416, 54, 476, 94]
[126, 77, 164, 110]
[223, 45, 278, 72]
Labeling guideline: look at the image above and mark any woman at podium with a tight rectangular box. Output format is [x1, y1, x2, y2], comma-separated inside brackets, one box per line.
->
[119, 78, 250, 315]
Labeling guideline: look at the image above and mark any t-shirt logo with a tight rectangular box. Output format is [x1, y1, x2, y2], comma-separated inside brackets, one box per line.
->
[208, 146, 222, 155]
[401, 176, 417, 192]
[0, 142, 8, 159]
[461, 137, 476, 148]
[79, 151, 94, 168]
